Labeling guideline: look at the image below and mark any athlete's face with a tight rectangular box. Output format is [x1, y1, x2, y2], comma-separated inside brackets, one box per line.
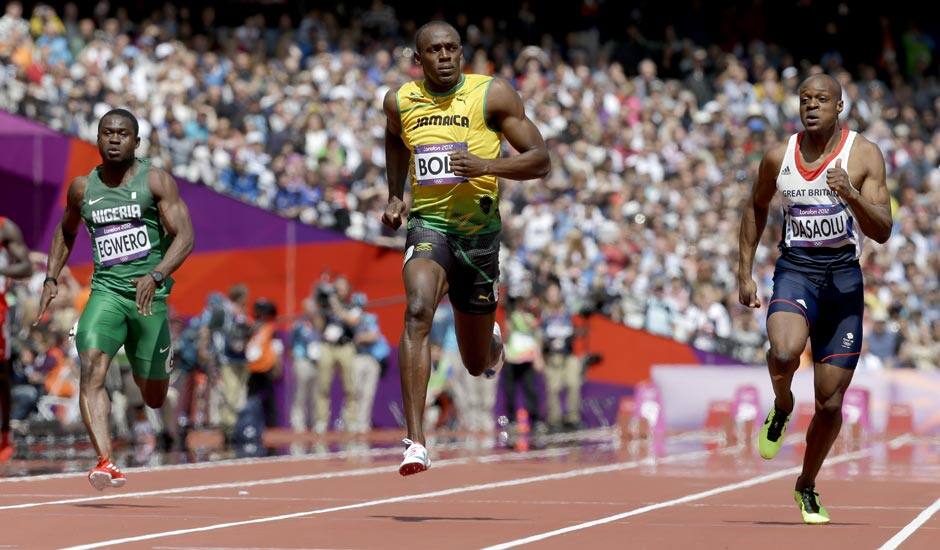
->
[97, 115, 139, 164]
[415, 26, 463, 89]
[798, 79, 843, 133]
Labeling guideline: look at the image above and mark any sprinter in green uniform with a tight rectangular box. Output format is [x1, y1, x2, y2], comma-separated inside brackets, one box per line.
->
[36, 109, 194, 490]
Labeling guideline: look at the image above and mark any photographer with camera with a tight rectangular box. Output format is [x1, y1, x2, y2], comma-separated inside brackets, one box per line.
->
[290, 298, 323, 433]
[350, 293, 390, 434]
[216, 284, 252, 437]
[542, 282, 584, 432]
[313, 274, 360, 433]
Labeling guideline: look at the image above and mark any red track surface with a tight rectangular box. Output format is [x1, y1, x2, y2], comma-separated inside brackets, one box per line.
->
[0, 431, 937, 549]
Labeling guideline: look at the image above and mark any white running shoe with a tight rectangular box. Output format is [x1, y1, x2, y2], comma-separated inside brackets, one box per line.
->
[399, 438, 431, 476]
[483, 323, 505, 379]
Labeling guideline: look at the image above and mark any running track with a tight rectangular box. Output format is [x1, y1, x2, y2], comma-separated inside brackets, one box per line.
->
[0, 431, 937, 549]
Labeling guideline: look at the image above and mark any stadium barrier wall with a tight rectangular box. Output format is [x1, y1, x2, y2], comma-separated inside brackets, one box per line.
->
[2, 110, 746, 429]
[652, 365, 940, 434]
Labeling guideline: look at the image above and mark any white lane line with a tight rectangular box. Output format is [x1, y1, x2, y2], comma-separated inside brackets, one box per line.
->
[0, 447, 404, 483]
[152, 547, 354, 550]
[0, 440, 472, 484]
[61, 445, 730, 550]
[876, 496, 940, 550]
[481, 436, 909, 549]
[0, 445, 592, 511]
[0, 429, 621, 483]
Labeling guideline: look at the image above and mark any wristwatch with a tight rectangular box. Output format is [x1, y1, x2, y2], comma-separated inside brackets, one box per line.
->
[149, 271, 165, 286]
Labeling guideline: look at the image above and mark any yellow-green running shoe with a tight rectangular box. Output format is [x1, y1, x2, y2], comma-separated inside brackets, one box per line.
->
[794, 487, 830, 524]
[757, 403, 791, 459]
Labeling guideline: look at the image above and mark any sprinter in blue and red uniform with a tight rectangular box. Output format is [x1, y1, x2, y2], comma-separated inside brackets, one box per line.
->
[738, 74, 893, 524]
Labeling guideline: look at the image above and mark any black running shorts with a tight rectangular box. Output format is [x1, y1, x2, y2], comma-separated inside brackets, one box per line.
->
[404, 217, 500, 315]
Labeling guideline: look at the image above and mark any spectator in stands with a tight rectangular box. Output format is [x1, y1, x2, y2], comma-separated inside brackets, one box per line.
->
[867, 312, 900, 369]
[0, 3, 29, 44]
[0, 3, 935, 388]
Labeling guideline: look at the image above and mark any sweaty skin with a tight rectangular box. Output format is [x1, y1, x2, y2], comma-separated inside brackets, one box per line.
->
[738, 74, 891, 495]
[37, 113, 194, 464]
[383, 22, 549, 447]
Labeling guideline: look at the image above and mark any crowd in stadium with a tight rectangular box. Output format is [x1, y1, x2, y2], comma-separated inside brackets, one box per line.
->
[0, 2, 937, 441]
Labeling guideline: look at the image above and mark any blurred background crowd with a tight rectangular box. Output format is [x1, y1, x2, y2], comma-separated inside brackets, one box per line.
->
[0, 1, 936, 448]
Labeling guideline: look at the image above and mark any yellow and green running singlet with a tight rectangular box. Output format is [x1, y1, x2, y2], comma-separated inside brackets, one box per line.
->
[397, 74, 502, 235]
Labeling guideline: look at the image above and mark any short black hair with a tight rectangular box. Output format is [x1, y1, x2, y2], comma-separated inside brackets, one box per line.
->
[99, 108, 139, 136]
[414, 20, 459, 51]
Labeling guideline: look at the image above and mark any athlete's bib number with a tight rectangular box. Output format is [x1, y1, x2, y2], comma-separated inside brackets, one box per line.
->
[414, 142, 468, 185]
[788, 204, 853, 248]
[94, 220, 152, 266]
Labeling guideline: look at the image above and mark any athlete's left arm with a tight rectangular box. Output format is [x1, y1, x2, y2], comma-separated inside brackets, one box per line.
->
[133, 169, 195, 315]
[827, 137, 893, 243]
[449, 78, 550, 180]
[151, 169, 195, 276]
[0, 218, 33, 279]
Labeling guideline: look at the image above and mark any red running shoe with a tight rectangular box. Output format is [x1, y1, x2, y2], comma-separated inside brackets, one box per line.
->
[88, 457, 126, 490]
[0, 432, 13, 462]
[0, 442, 13, 462]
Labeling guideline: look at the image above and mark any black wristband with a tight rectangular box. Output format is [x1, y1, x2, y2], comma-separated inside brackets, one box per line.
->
[44, 276, 57, 286]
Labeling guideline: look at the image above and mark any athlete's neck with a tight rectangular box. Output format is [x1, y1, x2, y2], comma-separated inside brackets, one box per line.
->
[424, 74, 464, 95]
[801, 126, 842, 161]
[100, 158, 137, 187]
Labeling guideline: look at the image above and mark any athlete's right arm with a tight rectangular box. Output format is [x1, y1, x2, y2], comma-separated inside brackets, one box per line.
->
[36, 177, 85, 323]
[737, 146, 783, 309]
[382, 87, 409, 231]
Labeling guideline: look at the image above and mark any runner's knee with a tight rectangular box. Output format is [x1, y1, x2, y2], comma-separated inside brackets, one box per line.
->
[404, 297, 435, 334]
[144, 392, 166, 409]
[140, 380, 168, 408]
[815, 391, 844, 417]
[460, 341, 494, 377]
[79, 351, 108, 388]
[462, 355, 487, 377]
[768, 346, 801, 369]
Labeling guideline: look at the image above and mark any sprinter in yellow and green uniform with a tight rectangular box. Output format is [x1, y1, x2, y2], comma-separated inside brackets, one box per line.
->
[382, 21, 550, 476]
[396, 72, 502, 236]
[37, 109, 194, 491]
